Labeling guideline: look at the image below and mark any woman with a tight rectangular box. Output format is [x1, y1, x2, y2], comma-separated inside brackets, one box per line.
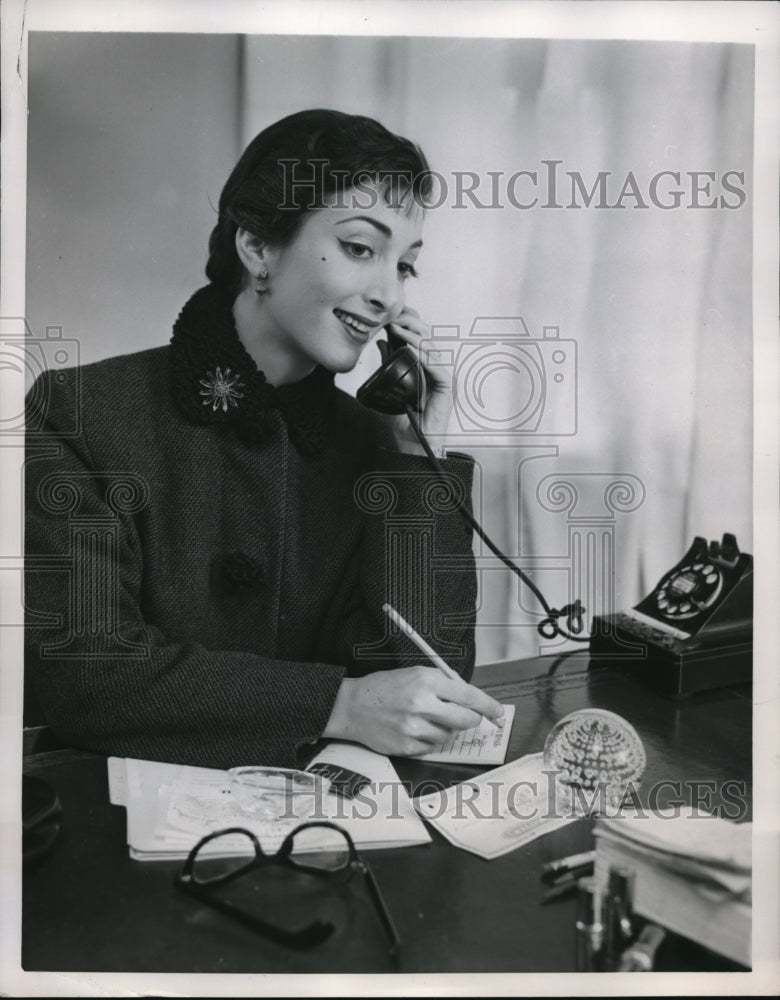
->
[25, 109, 503, 770]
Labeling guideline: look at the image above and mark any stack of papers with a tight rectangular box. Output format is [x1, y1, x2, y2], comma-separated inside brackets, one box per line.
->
[109, 742, 431, 860]
[594, 809, 752, 965]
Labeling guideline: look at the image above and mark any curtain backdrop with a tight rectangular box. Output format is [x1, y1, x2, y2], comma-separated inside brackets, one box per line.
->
[243, 36, 753, 664]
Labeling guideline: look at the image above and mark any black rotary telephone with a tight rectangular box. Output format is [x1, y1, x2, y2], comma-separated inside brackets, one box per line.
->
[590, 534, 753, 695]
[356, 330, 586, 643]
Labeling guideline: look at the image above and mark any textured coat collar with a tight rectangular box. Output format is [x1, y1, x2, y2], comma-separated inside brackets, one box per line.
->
[169, 284, 336, 455]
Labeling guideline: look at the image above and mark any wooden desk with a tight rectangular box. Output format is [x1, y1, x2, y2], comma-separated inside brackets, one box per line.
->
[22, 655, 752, 974]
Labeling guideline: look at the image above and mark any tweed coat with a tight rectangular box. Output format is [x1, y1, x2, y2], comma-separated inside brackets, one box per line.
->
[24, 285, 477, 769]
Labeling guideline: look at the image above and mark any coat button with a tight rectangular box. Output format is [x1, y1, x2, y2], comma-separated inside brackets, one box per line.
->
[215, 551, 265, 596]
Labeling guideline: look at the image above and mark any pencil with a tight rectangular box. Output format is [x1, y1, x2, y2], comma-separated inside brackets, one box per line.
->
[382, 603, 460, 679]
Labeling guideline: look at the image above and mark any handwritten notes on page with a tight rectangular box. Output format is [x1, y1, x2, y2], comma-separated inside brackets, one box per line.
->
[413, 704, 515, 765]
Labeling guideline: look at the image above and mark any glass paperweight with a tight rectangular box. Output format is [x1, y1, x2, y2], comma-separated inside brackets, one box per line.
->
[543, 708, 646, 814]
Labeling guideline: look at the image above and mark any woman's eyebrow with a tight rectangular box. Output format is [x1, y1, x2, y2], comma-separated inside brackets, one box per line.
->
[335, 215, 423, 249]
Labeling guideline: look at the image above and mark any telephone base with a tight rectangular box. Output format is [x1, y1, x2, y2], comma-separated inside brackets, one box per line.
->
[589, 613, 752, 698]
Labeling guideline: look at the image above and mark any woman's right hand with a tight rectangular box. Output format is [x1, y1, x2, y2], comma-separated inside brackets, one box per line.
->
[322, 666, 505, 757]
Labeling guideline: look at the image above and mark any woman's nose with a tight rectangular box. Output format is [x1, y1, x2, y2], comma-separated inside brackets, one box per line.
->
[364, 264, 403, 318]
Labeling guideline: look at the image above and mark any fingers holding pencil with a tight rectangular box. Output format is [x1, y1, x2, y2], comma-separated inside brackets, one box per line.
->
[383, 603, 505, 728]
[434, 674, 506, 729]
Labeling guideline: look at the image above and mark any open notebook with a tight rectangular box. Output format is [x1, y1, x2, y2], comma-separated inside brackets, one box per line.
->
[108, 742, 431, 861]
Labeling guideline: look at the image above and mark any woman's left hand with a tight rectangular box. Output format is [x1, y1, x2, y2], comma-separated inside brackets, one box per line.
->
[379, 307, 454, 455]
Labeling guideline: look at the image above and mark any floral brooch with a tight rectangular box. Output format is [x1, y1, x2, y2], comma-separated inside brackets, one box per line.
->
[199, 367, 245, 413]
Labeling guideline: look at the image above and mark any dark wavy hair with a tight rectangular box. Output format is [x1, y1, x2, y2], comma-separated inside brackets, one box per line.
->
[206, 108, 432, 298]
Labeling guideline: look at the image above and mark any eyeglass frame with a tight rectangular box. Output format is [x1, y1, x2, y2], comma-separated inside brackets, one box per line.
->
[174, 819, 401, 958]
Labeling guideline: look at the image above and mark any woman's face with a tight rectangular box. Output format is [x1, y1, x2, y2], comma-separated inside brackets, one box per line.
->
[257, 184, 424, 378]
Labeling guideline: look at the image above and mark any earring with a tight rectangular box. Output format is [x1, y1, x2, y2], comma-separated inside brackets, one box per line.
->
[255, 266, 270, 296]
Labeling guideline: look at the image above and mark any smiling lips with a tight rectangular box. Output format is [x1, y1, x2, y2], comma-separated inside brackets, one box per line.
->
[334, 308, 380, 343]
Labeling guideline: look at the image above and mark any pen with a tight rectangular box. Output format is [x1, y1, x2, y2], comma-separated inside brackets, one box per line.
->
[541, 849, 596, 881]
[541, 873, 592, 905]
[541, 861, 595, 888]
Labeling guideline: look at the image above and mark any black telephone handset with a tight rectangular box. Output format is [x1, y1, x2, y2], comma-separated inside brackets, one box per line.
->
[356, 329, 427, 415]
[591, 533, 753, 696]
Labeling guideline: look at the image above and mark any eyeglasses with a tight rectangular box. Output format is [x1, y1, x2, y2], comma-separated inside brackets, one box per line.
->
[174, 820, 400, 958]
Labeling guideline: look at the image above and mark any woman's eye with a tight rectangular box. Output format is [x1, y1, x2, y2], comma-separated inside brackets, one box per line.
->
[398, 261, 419, 280]
[340, 240, 373, 260]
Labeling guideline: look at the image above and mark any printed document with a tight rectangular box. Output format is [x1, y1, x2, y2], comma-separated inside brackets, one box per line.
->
[414, 751, 575, 859]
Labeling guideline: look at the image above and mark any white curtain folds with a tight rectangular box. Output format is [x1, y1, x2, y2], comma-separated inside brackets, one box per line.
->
[242, 36, 752, 663]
